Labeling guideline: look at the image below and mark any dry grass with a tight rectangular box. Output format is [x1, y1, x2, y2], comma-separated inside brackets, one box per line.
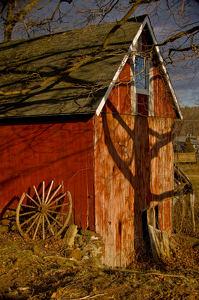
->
[176, 162, 199, 176]
[174, 152, 196, 163]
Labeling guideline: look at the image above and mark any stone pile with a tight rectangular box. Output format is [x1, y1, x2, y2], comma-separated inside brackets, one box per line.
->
[63, 225, 105, 263]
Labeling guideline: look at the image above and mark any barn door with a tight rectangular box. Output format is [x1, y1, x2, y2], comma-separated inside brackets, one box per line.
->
[148, 225, 170, 261]
[142, 206, 170, 260]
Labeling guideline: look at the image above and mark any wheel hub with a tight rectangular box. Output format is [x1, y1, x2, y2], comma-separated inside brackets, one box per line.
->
[38, 205, 47, 213]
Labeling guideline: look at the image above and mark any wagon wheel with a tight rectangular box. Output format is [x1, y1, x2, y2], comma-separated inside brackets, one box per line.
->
[16, 181, 72, 240]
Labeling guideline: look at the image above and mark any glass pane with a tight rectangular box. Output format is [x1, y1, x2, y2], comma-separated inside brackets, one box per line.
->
[135, 56, 146, 89]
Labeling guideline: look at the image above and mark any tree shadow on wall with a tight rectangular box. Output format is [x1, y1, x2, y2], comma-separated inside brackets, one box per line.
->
[102, 101, 174, 260]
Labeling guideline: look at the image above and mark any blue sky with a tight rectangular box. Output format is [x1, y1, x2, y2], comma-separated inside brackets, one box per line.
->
[144, 0, 199, 108]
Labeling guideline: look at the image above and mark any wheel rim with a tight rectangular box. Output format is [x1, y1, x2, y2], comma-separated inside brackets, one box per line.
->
[16, 181, 72, 240]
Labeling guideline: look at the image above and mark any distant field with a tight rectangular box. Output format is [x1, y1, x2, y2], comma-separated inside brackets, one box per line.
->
[174, 152, 196, 163]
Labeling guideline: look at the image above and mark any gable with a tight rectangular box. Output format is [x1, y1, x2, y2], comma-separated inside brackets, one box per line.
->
[97, 18, 182, 119]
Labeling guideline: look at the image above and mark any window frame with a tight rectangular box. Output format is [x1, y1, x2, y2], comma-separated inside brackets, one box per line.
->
[131, 53, 154, 117]
[134, 55, 149, 95]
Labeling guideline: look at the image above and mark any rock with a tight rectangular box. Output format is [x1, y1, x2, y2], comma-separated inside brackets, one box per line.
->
[18, 287, 32, 296]
[64, 248, 73, 257]
[82, 255, 89, 261]
[92, 240, 104, 249]
[80, 247, 86, 255]
[90, 236, 99, 241]
[80, 229, 95, 236]
[74, 234, 84, 247]
[71, 248, 82, 261]
[0, 219, 10, 226]
[80, 229, 102, 238]
[0, 225, 9, 233]
[83, 242, 102, 258]
[11, 223, 17, 231]
[64, 225, 78, 247]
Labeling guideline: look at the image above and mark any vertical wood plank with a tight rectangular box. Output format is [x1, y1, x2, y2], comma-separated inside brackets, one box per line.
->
[0, 116, 94, 230]
[86, 118, 95, 230]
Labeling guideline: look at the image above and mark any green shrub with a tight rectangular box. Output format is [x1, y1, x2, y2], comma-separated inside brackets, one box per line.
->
[182, 137, 195, 153]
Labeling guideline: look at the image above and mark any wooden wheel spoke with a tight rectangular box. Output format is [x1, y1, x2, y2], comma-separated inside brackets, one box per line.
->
[45, 185, 62, 205]
[33, 186, 42, 205]
[21, 204, 37, 209]
[46, 212, 63, 228]
[33, 215, 42, 240]
[44, 180, 54, 204]
[25, 214, 40, 234]
[42, 181, 45, 205]
[19, 210, 37, 217]
[20, 212, 39, 227]
[47, 193, 67, 207]
[49, 202, 70, 209]
[47, 209, 69, 217]
[26, 194, 39, 207]
[44, 214, 55, 236]
[42, 215, 45, 240]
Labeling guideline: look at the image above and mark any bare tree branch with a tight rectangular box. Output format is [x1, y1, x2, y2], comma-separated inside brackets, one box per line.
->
[4, 0, 41, 42]
[158, 25, 199, 47]
[102, 0, 158, 49]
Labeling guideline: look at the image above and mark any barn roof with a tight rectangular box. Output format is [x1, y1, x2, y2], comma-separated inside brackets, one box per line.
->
[0, 15, 182, 119]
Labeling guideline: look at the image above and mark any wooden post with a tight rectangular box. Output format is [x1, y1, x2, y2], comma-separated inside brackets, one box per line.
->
[190, 192, 196, 232]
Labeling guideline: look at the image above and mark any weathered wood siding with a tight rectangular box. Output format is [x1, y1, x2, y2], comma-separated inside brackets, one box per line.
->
[102, 56, 176, 119]
[0, 116, 95, 230]
[102, 59, 131, 115]
[153, 60, 176, 118]
[94, 114, 174, 267]
[95, 53, 176, 267]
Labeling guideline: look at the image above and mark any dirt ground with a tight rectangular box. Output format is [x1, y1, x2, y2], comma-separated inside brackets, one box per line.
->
[0, 231, 199, 300]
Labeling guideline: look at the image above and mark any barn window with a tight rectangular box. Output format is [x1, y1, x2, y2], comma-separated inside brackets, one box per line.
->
[131, 54, 154, 117]
[134, 55, 149, 93]
[135, 56, 149, 116]
[135, 56, 147, 89]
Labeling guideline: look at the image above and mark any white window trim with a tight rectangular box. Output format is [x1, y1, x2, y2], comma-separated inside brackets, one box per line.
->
[131, 55, 154, 116]
[136, 88, 149, 96]
[134, 55, 149, 93]
[148, 59, 154, 117]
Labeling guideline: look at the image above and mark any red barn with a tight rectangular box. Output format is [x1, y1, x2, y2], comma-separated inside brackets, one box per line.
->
[0, 15, 182, 267]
